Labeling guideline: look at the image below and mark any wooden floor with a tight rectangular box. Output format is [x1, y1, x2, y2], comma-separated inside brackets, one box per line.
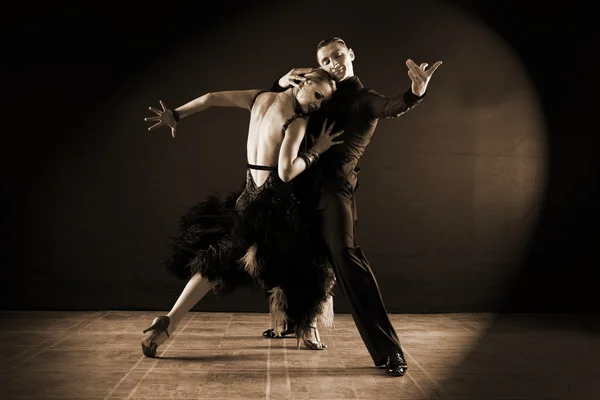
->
[0, 311, 597, 399]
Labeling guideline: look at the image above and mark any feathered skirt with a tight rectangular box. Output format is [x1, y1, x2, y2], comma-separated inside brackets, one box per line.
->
[162, 172, 335, 336]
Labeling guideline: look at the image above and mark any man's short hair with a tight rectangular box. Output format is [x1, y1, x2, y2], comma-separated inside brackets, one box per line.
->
[316, 37, 348, 53]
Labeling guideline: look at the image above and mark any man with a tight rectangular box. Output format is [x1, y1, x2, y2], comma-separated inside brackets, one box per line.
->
[261, 37, 442, 377]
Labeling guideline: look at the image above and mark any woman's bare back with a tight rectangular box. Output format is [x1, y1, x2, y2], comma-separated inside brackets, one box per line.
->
[246, 92, 295, 187]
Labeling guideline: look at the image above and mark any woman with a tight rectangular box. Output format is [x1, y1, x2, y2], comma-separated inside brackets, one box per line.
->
[141, 68, 343, 357]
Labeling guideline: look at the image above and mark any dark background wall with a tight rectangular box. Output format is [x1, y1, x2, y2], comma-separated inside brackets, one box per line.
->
[1, 0, 597, 314]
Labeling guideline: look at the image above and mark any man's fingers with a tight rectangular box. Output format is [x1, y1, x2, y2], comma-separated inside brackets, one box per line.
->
[426, 61, 443, 76]
[330, 130, 344, 138]
[289, 75, 304, 87]
[292, 67, 314, 75]
[144, 116, 160, 122]
[406, 59, 419, 70]
[149, 106, 162, 115]
[420, 63, 428, 70]
[159, 100, 168, 111]
[290, 75, 306, 86]
[331, 140, 345, 145]
[408, 70, 422, 84]
[171, 127, 177, 138]
[406, 59, 428, 79]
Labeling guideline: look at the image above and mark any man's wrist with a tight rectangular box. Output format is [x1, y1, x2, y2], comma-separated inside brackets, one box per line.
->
[406, 87, 427, 103]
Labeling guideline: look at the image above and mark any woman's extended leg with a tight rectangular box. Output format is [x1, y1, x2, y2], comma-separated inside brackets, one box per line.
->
[141, 273, 213, 357]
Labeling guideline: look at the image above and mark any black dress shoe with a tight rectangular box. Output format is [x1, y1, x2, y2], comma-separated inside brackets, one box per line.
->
[262, 323, 297, 338]
[380, 351, 408, 376]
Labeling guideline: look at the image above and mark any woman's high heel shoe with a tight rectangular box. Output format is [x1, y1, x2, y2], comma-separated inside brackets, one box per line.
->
[297, 325, 327, 350]
[141, 315, 170, 357]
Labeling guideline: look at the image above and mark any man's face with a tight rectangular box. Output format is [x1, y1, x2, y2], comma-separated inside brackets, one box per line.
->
[316, 42, 355, 82]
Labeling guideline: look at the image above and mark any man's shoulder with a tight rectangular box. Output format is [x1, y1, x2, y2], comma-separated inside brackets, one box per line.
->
[345, 88, 381, 107]
[335, 87, 372, 102]
[350, 78, 376, 98]
[358, 87, 379, 96]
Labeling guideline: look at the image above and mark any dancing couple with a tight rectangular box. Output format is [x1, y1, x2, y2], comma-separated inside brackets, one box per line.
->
[142, 37, 441, 377]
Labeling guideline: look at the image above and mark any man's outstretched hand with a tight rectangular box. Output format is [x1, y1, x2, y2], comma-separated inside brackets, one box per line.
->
[145, 100, 178, 138]
[278, 68, 314, 89]
[406, 59, 442, 97]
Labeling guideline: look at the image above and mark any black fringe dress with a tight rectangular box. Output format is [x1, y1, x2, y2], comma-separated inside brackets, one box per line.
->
[162, 98, 335, 337]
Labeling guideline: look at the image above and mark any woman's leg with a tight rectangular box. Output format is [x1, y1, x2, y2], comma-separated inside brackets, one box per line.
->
[142, 273, 213, 353]
[299, 318, 328, 350]
[168, 273, 213, 335]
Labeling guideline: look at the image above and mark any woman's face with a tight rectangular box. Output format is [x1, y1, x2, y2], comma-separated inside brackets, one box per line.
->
[296, 74, 334, 114]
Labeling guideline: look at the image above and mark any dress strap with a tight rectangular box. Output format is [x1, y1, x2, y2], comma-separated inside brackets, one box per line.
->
[281, 90, 308, 137]
[282, 113, 308, 137]
[247, 163, 277, 171]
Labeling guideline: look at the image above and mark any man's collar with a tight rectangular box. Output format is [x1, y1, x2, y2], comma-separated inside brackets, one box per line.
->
[337, 75, 362, 91]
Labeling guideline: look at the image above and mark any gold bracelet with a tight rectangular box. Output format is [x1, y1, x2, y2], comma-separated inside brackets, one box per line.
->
[307, 148, 320, 160]
[300, 152, 316, 168]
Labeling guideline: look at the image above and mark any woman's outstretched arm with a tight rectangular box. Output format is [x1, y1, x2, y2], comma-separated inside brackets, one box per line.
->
[145, 89, 263, 137]
[175, 89, 263, 118]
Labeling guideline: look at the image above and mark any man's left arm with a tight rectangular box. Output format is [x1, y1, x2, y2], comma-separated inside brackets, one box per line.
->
[361, 58, 442, 119]
[361, 88, 426, 119]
